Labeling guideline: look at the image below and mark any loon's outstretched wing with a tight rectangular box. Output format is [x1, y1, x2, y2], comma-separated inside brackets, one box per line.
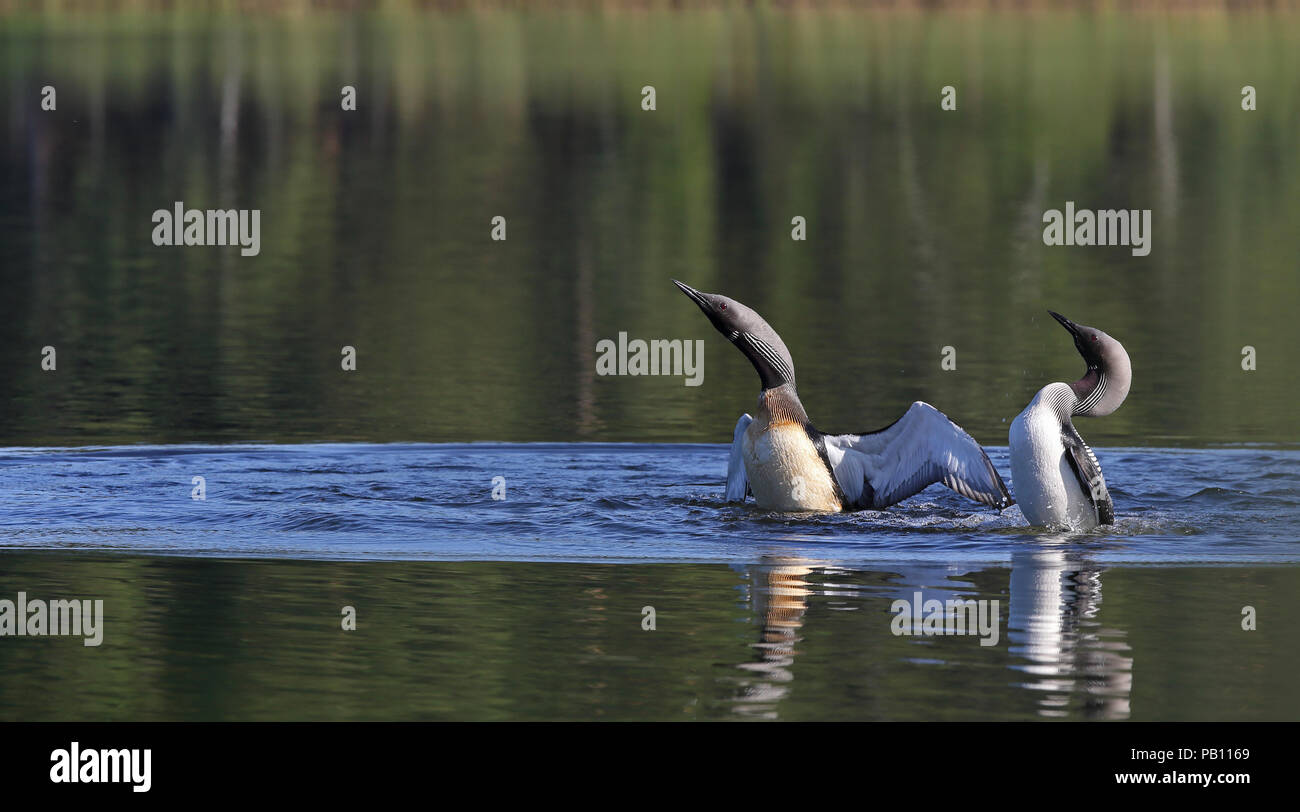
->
[822, 401, 1012, 511]
[725, 414, 752, 502]
[1061, 423, 1114, 525]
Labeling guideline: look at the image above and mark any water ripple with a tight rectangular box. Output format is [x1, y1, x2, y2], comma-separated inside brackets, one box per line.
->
[0, 443, 1295, 564]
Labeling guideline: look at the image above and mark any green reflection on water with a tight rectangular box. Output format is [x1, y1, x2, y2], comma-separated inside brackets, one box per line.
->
[0, 11, 1296, 447]
[0, 554, 1295, 721]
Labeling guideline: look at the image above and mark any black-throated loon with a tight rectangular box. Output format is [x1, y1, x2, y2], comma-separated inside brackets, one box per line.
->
[673, 280, 1012, 513]
[1009, 311, 1132, 529]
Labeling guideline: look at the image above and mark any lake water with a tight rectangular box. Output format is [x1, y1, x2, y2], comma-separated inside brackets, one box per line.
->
[1, 442, 1297, 721]
[1, 443, 1297, 563]
[1, 8, 1298, 720]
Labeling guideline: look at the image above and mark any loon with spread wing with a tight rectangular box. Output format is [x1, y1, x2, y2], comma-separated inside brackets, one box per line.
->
[674, 280, 1012, 513]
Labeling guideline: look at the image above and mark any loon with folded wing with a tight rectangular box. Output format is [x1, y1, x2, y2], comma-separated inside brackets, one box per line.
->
[1009, 311, 1132, 529]
[674, 280, 1012, 513]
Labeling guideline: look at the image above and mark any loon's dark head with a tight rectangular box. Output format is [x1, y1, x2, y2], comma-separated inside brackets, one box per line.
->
[674, 280, 796, 391]
[1049, 310, 1131, 417]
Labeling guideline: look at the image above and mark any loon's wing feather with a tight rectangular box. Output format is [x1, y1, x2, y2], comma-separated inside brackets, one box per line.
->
[823, 401, 1012, 510]
[1061, 423, 1114, 524]
[725, 414, 752, 502]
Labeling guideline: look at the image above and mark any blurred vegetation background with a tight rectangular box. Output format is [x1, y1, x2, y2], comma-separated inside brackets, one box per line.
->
[0, 6, 1296, 446]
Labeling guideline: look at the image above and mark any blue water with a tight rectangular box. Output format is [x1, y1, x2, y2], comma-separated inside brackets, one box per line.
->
[3, 443, 1296, 564]
[2, 442, 1297, 721]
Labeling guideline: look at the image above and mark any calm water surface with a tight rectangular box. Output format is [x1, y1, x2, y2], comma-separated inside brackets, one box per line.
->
[2, 551, 1296, 721]
[1, 11, 1298, 446]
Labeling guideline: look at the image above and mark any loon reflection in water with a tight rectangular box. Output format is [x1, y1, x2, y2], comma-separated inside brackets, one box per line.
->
[727, 552, 1133, 720]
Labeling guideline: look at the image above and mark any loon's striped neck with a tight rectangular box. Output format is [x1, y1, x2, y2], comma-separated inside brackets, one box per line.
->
[1070, 367, 1108, 416]
[1048, 310, 1131, 419]
[1037, 382, 1079, 422]
[1068, 359, 1128, 417]
[759, 383, 810, 427]
[736, 330, 796, 391]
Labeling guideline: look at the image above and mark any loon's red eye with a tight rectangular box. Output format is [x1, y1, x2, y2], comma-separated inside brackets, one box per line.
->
[1091, 334, 1098, 342]
[718, 303, 727, 311]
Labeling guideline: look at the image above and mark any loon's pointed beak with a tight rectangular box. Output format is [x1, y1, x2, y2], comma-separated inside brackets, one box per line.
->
[1048, 310, 1082, 339]
[673, 279, 713, 315]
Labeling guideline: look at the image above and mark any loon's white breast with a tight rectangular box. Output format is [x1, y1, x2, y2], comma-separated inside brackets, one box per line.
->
[1009, 385, 1098, 530]
[742, 419, 841, 512]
